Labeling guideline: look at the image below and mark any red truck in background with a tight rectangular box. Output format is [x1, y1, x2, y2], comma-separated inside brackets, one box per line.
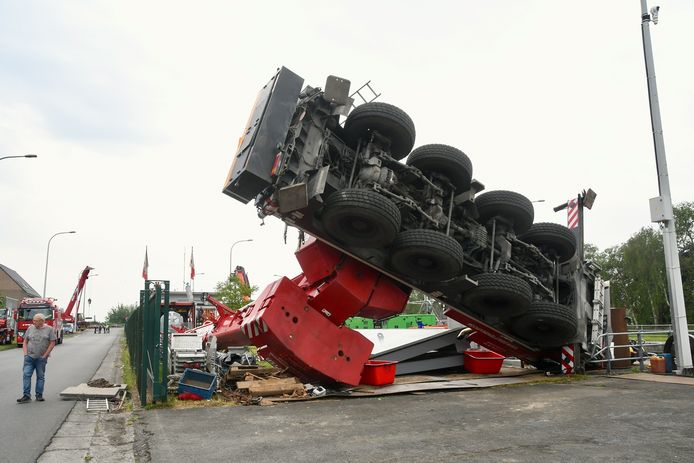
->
[15, 298, 63, 347]
[0, 298, 17, 345]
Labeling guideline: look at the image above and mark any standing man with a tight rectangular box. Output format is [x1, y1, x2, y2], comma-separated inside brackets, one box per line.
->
[17, 313, 56, 403]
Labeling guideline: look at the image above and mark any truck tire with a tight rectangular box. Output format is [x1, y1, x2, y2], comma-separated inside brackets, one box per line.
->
[321, 189, 401, 247]
[344, 102, 415, 160]
[475, 190, 534, 235]
[406, 144, 473, 192]
[461, 273, 532, 319]
[389, 229, 464, 282]
[510, 301, 578, 348]
[519, 222, 577, 263]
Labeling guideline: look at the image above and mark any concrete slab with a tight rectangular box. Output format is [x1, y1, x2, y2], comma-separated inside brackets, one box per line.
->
[52, 420, 95, 437]
[37, 449, 88, 463]
[64, 408, 100, 423]
[60, 383, 125, 399]
[612, 372, 694, 386]
[90, 444, 136, 463]
[42, 436, 90, 451]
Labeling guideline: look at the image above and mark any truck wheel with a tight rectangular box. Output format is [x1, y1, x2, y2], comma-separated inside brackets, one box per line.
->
[461, 273, 532, 319]
[519, 222, 577, 263]
[344, 102, 415, 160]
[406, 144, 473, 192]
[321, 189, 401, 247]
[510, 301, 578, 348]
[475, 190, 534, 235]
[389, 229, 464, 282]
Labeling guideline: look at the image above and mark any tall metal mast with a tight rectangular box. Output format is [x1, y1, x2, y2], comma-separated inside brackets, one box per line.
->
[640, 1, 692, 373]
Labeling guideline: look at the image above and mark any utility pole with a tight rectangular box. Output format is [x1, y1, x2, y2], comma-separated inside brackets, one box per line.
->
[640, 1, 692, 374]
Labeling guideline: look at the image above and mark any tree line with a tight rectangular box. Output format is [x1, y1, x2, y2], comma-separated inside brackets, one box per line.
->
[587, 202, 694, 325]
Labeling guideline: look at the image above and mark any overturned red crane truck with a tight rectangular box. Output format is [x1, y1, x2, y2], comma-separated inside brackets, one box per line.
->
[217, 67, 609, 385]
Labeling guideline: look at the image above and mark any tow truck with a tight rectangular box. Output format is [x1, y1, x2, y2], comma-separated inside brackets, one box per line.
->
[15, 298, 63, 347]
[216, 67, 608, 385]
[61, 266, 94, 333]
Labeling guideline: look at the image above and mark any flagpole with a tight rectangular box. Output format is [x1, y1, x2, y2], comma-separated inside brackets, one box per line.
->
[191, 246, 195, 294]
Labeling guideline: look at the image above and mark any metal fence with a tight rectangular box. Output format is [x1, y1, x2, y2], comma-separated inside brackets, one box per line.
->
[627, 324, 694, 332]
[125, 280, 169, 406]
[588, 327, 694, 373]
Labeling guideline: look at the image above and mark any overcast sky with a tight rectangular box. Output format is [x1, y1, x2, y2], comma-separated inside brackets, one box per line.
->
[1, 1, 692, 322]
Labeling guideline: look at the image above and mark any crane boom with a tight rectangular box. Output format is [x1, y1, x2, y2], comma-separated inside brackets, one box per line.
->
[63, 266, 93, 318]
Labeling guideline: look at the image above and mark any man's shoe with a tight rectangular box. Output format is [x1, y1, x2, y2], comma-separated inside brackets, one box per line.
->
[36, 395, 44, 402]
[16, 396, 30, 403]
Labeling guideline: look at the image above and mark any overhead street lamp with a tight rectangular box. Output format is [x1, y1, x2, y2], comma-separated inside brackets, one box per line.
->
[230, 239, 253, 276]
[42, 231, 76, 297]
[0, 154, 38, 161]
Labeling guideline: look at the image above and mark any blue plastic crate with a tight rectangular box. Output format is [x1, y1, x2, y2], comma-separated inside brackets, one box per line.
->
[177, 368, 217, 400]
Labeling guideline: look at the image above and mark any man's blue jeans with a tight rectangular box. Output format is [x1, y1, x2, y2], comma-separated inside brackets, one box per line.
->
[23, 355, 47, 397]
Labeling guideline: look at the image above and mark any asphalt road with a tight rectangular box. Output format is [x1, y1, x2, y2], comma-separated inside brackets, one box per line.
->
[0, 328, 119, 463]
[140, 376, 694, 463]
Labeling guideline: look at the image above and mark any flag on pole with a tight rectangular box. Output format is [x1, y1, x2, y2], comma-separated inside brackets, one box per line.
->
[567, 198, 579, 229]
[190, 247, 195, 280]
[142, 247, 149, 280]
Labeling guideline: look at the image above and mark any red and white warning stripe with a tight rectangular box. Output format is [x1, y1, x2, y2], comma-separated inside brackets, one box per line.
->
[567, 199, 579, 229]
[561, 345, 574, 374]
[241, 314, 270, 340]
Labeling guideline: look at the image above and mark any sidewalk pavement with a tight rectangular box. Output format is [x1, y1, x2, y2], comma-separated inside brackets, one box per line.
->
[37, 334, 136, 463]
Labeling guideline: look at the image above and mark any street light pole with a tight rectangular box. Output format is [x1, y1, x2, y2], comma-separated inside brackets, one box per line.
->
[0, 154, 38, 161]
[639, 2, 692, 373]
[230, 239, 253, 276]
[80, 274, 98, 329]
[42, 231, 76, 297]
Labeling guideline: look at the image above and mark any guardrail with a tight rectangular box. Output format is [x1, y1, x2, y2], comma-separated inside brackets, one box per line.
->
[627, 325, 694, 334]
[125, 280, 169, 406]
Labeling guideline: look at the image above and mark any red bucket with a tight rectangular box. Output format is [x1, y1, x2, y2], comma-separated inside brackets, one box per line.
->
[360, 360, 397, 386]
[463, 350, 505, 374]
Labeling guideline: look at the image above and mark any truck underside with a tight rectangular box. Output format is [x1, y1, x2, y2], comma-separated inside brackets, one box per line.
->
[219, 67, 605, 383]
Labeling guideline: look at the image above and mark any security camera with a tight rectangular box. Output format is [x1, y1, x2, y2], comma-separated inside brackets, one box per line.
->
[650, 6, 660, 24]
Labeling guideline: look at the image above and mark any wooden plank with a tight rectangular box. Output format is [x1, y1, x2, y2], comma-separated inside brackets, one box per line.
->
[224, 367, 278, 381]
[236, 377, 303, 397]
[236, 377, 301, 389]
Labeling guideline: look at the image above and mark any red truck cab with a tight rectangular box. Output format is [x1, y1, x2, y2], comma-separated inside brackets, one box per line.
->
[15, 298, 63, 347]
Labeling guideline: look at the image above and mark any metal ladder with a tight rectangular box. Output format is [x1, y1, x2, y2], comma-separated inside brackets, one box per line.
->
[86, 398, 110, 412]
[589, 277, 607, 359]
[349, 81, 381, 108]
